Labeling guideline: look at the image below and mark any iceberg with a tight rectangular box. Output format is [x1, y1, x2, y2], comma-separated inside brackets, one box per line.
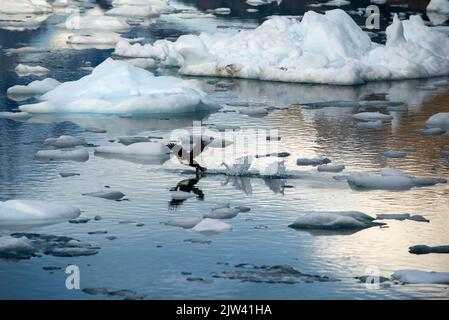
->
[0, 200, 80, 227]
[289, 211, 382, 230]
[113, 10, 449, 84]
[352, 112, 392, 121]
[19, 58, 216, 114]
[392, 269, 449, 284]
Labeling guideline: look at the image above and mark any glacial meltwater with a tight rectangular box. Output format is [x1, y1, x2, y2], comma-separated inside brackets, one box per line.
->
[1, 0, 449, 299]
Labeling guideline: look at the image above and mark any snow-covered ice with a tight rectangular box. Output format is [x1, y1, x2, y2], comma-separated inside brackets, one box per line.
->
[35, 149, 89, 162]
[0, 0, 52, 14]
[15, 64, 49, 76]
[289, 211, 381, 230]
[113, 10, 449, 84]
[44, 135, 86, 148]
[352, 112, 392, 121]
[392, 269, 449, 284]
[7, 78, 60, 100]
[0, 200, 80, 227]
[192, 218, 232, 233]
[19, 58, 216, 114]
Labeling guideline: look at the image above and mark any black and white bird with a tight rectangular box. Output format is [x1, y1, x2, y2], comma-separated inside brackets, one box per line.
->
[166, 136, 213, 174]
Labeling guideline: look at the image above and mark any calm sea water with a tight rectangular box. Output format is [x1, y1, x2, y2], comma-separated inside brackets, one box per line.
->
[1, 0, 449, 299]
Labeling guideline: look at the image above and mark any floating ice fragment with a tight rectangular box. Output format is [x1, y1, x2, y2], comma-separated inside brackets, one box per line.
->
[0, 200, 80, 227]
[117, 136, 151, 145]
[15, 64, 49, 76]
[0, 236, 35, 260]
[204, 207, 240, 219]
[44, 135, 86, 148]
[192, 218, 232, 233]
[289, 211, 382, 231]
[0, 112, 32, 121]
[166, 217, 202, 229]
[317, 164, 345, 172]
[59, 172, 80, 178]
[426, 112, 449, 130]
[83, 191, 125, 200]
[7, 78, 60, 100]
[355, 120, 383, 129]
[392, 269, 449, 284]
[416, 128, 446, 136]
[35, 149, 89, 162]
[296, 157, 331, 166]
[383, 151, 407, 158]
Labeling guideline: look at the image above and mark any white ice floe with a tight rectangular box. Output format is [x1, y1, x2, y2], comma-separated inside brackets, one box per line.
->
[427, 0, 449, 14]
[0, 0, 52, 14]
[192, 218, 232, 233]
[426, 112, 449, 130]
[165, 217, 202, 229]
[296, 157, 331, 166]
[44, 135, 86, 148]
[0, 13, 50, 31]
[15, 64, 49, 76]
[113, 10, 449, 84]
[106, 0, 175, 17]
[323, 0, 350, 6]
[347, 168, 446, 191]
[7, 78, 60, 100]
[95, 142, 169, 157]
[0, 112, 32, 121]
[204, 207, 240, 219]
[170, 191, 196, 200]
[289, 211, 381, 230]
[19, 58, 216, 114]
[221, 155, 253, 176]
[383, 151, 407, 158]
[64, 14, 130, 32]
[317, 164, 345, 172]
[352, 112, 392, 121]
[259, 160, 286, 177]
[4, 46, 44, 55]
[66, 32, 141, 46]
[35, 149, 89, 162]
[355, 120, 383, 129]
[0, 199, 80, 227]
[392, 269, 449, 284]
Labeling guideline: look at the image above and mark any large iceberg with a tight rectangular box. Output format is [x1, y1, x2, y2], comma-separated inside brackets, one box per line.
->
[19, 58, 217, 114]
[114, 9, 449, 84]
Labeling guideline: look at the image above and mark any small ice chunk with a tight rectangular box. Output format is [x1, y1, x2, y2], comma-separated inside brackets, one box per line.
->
[59, 172, 80, 178]
[165, 217, 202, 229]
[348, 171, 414, 190]
[289, 211, 381, 230]
[383, 151, 407, 158]
[259, 160, 286, 177]
[204, 207, 240, 219]
[0, 112, 32, 121]
[352, 112, 393, 121]
[7, 78, 61, 100]
[296, 157, 331, 166]
[317, 164, 345, 172]
[392, 269, 449, 284]
[355, 120, 383, 129]
[239, 107, 269, 117]
[95, 142, 169, 157]
[35, 149, 89, 162]
[85, 127, 107, 133]
[117, 136, 151, 145]
[0, 200, 81, 226]
[0, 236, 35, 259]
[83, 191, 125, 200]
[192, 218, 232, 233]
[15, 64, 49, 76]
[44, 135, 86, 148]
[169, 191, 195, 200]
[426, 112, 449, 130]
[409, 245, 449, 255]
[416, 128, 446, 136]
